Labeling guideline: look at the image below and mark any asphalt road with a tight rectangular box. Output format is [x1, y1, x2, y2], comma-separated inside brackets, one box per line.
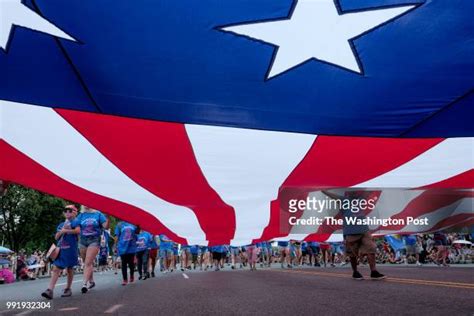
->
[0, 265, 473, 315]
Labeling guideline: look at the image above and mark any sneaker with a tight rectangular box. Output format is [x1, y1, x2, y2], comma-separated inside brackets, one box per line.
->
[416, 262, 422, 267]
[61, 288, 72, 297]
[370, 271, 386, 280]
[81, 285, 88, 294]
[314, 263, 321, 267]
[231, 265, 235, 269]
[139, 275, 143, 280]
[122, 280, 128, 286]
[41, 289, 53, 300]
[151, 272, 155, 278]
[352, 271, 364, 280]
[87, 281, 95, 290]
[130, 276, 134, 283]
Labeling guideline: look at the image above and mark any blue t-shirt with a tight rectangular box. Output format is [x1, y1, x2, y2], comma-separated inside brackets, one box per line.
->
[53, 220, 79, 268]
[159, 234, 172, 250]
[75, 211, 106, 237]
[115, 222, 137, 255]
[211, 245, 226, 253]
[189, 245, 199, 255]
[404, 235, 417, 246]
[136, 231, 152, 252]
[149, 235, 159, 249]
[340, 195, 369, 235]
[308, 241, 320, 247]
[173, 244, 178, 255]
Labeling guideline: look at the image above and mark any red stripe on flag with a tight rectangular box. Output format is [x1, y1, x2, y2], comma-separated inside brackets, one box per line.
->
[283, 136, 443, 188]
[57, 109, 235, 245]
[0, 140, 186, 243]
[254, 187, 311, 243]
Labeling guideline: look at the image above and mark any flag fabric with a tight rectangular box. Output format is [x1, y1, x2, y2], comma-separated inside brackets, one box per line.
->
[1, 0, 473, 245]
[281, 190, 474, 243]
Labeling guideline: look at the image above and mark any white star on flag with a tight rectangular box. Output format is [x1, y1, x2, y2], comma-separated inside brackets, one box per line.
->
[221, 0, 416, 79]
[0, 0, 76, 51]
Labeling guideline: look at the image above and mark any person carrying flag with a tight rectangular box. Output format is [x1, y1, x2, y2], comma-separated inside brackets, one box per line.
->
[114, 221, 138, 285]
[41, 205, 80, 299]
[136, 230, 152, 280]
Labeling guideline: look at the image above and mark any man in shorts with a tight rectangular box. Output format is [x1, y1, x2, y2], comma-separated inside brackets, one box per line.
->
[158, 234, 173, 273]
[211, 245, 225, 271]
[322, 190, 385, 280]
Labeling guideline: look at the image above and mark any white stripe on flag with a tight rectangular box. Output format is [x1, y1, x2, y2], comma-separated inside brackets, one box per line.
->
[1, 100, 207, 245]
[186, 124, 315, 245]
[356, 138, 474, 188]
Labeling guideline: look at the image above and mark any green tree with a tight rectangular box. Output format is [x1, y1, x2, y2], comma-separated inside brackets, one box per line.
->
[0, 184, 72, 252]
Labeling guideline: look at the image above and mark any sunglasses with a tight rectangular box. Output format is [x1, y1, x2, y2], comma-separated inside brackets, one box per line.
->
[64, 209, 75, 213]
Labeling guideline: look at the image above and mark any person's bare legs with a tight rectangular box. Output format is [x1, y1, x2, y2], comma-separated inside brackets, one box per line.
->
[66, 268, 74, 289]
[367, 253, 377, 272]
[47, 266, 61, 290]
[82, 246, 99, 286]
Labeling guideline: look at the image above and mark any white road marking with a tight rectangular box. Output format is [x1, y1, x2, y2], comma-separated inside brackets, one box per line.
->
[16, 311, 31, 315]
[182, 273, 189, 279]
[104, 304, 123, 314]
[58, 307, 79, 311]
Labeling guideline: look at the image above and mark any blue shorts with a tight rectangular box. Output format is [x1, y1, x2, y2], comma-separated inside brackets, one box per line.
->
[79, 236, 100, 248]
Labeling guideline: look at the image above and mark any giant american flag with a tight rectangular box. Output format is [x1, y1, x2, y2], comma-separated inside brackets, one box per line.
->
[0, 0, 473, 245]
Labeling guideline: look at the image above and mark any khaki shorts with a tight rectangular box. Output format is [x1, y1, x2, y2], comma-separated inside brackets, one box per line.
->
[344, 232, 376, 257]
